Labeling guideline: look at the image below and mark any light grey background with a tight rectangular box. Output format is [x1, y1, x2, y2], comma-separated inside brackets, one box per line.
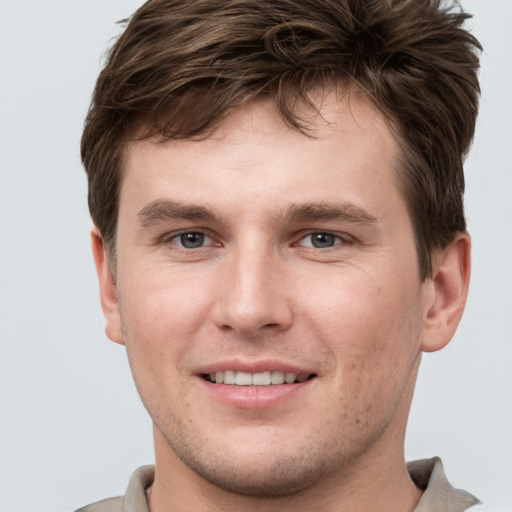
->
[0, 1, 510, 511]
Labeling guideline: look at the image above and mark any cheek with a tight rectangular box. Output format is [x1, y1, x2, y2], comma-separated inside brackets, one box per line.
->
[120, 264, 215, 337]
[303, 268, 424, 375]
[117, 267, 217, 391]
[309, 274, 423, 429]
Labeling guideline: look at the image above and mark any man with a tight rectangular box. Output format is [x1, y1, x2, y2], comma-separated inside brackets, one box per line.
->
[78, 0, 481, 510]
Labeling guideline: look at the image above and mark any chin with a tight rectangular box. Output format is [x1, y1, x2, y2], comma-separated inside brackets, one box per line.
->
[162, 426, 352, 498]
[183, 450, 338, 497]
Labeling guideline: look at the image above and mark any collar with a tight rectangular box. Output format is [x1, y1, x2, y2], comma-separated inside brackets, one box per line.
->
[121, 458, 479, 512]
[408, 457, 480, 512]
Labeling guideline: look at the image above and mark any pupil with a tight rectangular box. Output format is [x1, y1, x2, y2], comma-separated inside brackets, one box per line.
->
[180, 232, 204, 248]
[311, 233, 335, 248]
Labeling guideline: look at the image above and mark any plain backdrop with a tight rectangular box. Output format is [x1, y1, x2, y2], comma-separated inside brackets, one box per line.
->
[0, 1, 511, 511]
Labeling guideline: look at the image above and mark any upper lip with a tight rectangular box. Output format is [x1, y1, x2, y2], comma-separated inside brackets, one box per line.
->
[196, 359, 317, 376]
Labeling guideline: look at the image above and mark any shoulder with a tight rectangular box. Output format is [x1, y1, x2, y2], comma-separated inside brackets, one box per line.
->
[74, 496, 123, 512]
[74, 466, 154, 512]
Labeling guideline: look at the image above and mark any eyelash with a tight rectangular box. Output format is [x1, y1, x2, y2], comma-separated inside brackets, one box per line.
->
[163, 230, 354, 251]
[164, 230, 216, 249]
[295, 231, 354, 249]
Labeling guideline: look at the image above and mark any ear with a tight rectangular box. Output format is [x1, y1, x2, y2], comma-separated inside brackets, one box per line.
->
[420, 233, 471, 353]
[91, 227, 124, 345]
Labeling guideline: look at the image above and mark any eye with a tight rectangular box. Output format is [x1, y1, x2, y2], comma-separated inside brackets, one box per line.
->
[170, 231, 213, 249]
[298, 232, 349, 249]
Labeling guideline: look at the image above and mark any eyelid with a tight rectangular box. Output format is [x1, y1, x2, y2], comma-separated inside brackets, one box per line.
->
[294, 230, 355, 248]
[162, 228, 219, 248]
[159, 228, 354, 249]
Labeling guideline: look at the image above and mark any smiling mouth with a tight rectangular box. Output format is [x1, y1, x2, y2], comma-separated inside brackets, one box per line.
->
[203, 370, 316, 386]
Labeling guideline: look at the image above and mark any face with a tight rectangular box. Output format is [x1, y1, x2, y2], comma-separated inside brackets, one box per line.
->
[103, 92, 435, 496]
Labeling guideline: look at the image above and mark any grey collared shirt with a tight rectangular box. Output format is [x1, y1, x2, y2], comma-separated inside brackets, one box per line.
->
[75, 457, 480, 512]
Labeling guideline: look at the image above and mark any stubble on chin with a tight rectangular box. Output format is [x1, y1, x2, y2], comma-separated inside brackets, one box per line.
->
[155, 419, 387, 499]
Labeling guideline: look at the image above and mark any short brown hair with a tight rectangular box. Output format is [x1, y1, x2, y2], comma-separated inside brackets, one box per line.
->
[81, 0, 481, 278]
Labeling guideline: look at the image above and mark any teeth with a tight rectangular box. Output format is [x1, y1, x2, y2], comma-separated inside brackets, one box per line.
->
[235, 371, 253, 386]
[224, 370, 236, 385]
[252, 371, 271, 386]
[209, 371, 311, 385]
[271, 371, 285, 385]
[285, 372, 297, 383]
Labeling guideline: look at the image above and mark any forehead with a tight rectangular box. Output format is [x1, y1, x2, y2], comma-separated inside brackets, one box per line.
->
[120, 89, 402, 223]
[125, 88, 397, 176]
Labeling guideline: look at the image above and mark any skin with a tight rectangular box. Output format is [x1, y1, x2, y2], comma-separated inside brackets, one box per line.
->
[93, 90, 470, 512]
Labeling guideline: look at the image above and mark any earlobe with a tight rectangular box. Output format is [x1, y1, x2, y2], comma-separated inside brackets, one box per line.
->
[91, 227, 124, 345]
[420, 233, 471, 353]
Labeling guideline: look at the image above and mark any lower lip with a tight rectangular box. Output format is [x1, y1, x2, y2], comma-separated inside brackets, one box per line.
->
[199, 378, 314, 410]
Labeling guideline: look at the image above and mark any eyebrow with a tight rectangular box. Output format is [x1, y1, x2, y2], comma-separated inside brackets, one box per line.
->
[137, 199, 378, 228]
[283, 202, 378, 225]
[137, 200, 219, 227]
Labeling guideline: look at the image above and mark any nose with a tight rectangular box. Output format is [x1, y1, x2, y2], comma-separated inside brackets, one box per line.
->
[212, 245, 293, 338]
